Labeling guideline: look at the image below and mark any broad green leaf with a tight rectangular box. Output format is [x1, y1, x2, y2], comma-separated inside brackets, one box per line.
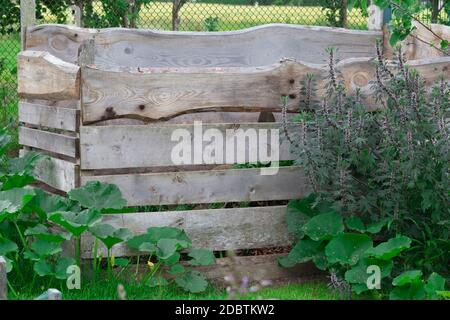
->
[366, 218, 390, 234]
[365, 236, 411, 260]
[23, 250, 40, 261]
[0, 237, 18, 255]
[147, 227, 191, 248]
[25, 224, 71, 243]
[175, 270, 208, 293]
[346, 217, 366, 232]
[27, 189, 77, 219]
[303, 212, 344, 241]
[0, 188, 35, 214]
[1, 173, 35, 190]
[425, 273, 446, 300]
[287, 238, 323, 264]
[127, 234, 156, 251]
[54, 257, 76, 279]
[188, 249, 216, 266]
[157, 238, 180, 260]
[147, 276, 168, 288]
[392, 270, 423, 286]
[33, 260, 53, 277]
[162, 252, 181, 266]
[89, 224, 133, 249]
[48, 209, 102, 237]
[345, 257, 393, 288]
[390, 281, 426, 300]
[277, 255, 298, 268]
[312, 252, 329, 270]
[30, 239, 62, 257]
[325, 233, 373, 266]
[167, 264, 185, 275]
[68, 181, 126, 210]
[114, 258, 130, 268]
[7, 151, 40, 174]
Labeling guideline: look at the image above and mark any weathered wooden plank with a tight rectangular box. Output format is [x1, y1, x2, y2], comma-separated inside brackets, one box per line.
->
[19, 101, 79, 132]
[81, 59, 314, 122]
[0, 256, 6, 300]
[19, 127, 78, 158]
[81, 166, 309, 206]
[18, 51, 80, 100]
[20, 0, 36, 49]
[20, 150, 79, 192]
[81, 56, 450, 122]
[130, 255, 321, 285]
[80, 205, 292, 258]
[80, 123, 298, 170]
[26, 24, 381, 66]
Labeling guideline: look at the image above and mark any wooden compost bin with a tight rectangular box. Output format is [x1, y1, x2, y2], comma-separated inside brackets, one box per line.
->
[17, 23, 450, 281]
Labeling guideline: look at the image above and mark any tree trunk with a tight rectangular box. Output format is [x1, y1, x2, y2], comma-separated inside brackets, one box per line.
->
[431, 0, 440, 23]
[340, 0, 348, 28]
[172, 0, 186, 31]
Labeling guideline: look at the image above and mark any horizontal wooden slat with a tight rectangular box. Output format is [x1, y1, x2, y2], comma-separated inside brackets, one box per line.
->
[18, 51, 80, 100]
[80, 123, 298, 170]
[26, 24, 381, 67]
[19, 101, 79, 132]
[81, 166, 309, 206]
[19, 127, 78, 158]
[80, 205, 292, 258]
[81, 59, 312, 122]
[131, 255, 321, 285]
[81, 56, 450, 123]
[20, 150, 79, 192]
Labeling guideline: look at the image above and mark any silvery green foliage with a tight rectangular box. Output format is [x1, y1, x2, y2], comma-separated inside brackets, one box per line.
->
[284, 45, 449, 274]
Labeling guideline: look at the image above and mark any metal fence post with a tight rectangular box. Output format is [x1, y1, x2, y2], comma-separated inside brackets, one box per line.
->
[20, 0, 36, 50]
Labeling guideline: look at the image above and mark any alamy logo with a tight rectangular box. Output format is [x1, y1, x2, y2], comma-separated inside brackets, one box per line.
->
[170, 121, 281, 175]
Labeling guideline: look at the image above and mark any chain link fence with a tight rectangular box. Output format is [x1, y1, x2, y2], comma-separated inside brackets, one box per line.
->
[0, 0, 449, 146]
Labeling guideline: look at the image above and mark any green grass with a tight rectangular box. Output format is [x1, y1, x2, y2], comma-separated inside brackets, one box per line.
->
[92, 2, 368, 31]
[10, 276, 337, 300]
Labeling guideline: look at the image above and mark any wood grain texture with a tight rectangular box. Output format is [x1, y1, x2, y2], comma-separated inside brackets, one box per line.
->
[81, 166, 309, 206]
[80, 123, 298, 169]
[20, 0, 36, 49]
[19, 127, 78, 158]
[26, 23, 381, 66]
[19, 101, 79, 132]
[82, 55, 450, 122]
[0, 256, 6, 300]
[185, 255, 320, 285]
[79, 206, 292, 258]
[20, 150, 79, 192]
[18, 51, 80, 100]
[81, 58, 381, 122]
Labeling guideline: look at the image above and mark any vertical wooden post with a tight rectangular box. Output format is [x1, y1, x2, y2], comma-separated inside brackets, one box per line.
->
[367, 4, 384, 31]
[70, 5, 82, 27]
[20, 0, 36, 50]
[0, 256, 7, 300]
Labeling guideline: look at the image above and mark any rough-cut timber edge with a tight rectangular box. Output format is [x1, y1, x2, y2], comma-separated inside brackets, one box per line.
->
[0, 256, 6, 300]
[81, 56, 450, 123]
[19, 126, 78, 158]
[79, 205, 291, 258]
[17, 51, 80, 100]
[20, 150, 79, 192]
[81, 166, 309, 206]
[25, 24, 382, 67]
[128, 255, 322, 286]
[19, 100, 79, 132]
[80, 122, 298, 170]
[93, 111, 296, 125]
[80, 58, 357, 122]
